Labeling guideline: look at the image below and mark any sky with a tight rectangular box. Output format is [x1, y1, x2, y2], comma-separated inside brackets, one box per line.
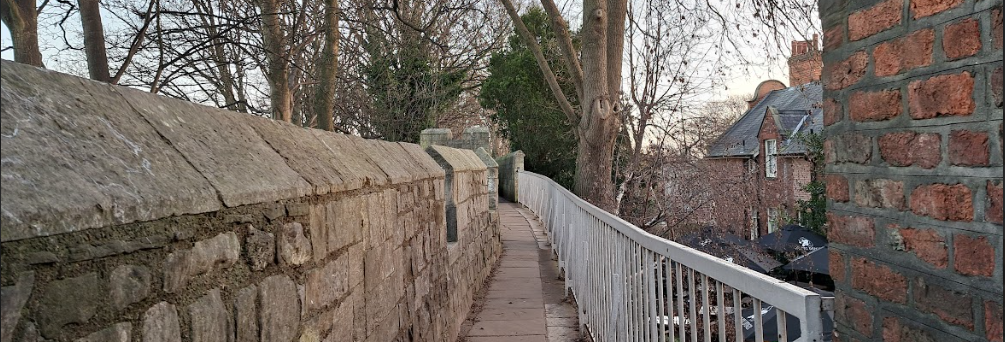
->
[1, 1, 792, 102]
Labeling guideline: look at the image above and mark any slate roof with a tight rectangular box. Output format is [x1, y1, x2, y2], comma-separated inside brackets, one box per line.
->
[706, 83, 823, 158]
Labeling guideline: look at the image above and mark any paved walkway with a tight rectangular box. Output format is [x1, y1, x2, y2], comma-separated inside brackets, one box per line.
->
[462, 201, 582, 342]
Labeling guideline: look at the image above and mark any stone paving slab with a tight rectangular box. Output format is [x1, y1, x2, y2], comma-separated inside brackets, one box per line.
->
[468, 336, 547, 342]
[461, 201, 581, 341]
[468, 319, 548, 336]
[476, 308, 546, 321]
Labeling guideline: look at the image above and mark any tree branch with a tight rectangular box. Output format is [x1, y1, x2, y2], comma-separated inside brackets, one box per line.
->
[538, 0, 582, 98]
[497, 0, 579, 124]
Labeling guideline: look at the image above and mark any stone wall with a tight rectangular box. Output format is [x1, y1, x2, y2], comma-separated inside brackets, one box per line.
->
[473, 148, 499, 210]
[496, 151, 525, 202]
[418, 127, 491, 152]
[820, 1, 1002, 342]
[0, 61, 500, 342]
[423, 145, 502, 334]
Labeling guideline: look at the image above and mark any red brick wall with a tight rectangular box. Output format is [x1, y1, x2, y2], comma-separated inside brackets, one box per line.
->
[756, 113, 815, 236]
[789, 37, 823, 86]
[821, 0, 1002, 341]
[672, 157, 758, 237]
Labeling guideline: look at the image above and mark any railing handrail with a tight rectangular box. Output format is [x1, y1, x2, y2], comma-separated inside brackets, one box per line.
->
[518, 170, 827, 342]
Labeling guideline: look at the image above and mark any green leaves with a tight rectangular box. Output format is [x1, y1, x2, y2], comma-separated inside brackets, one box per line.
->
[362, 31, 466, 143]
[479, 7, 578, 188]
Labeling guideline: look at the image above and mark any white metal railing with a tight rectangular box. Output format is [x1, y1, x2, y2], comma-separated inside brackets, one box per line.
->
[518, 171, 831, 342]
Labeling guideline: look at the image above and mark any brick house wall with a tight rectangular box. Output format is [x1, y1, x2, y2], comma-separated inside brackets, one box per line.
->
[790, 36, 824, 86]
[820, 0, 1002, 341]
[756, 114, 816, 236]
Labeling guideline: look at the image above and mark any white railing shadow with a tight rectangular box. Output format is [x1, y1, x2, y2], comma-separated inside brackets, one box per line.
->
[518, 171, 831, 342]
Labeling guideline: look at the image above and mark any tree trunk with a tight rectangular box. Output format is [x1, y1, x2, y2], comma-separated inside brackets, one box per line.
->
[0, 0, 43, 67]
[258, 0, 293, 122]
[313, 0, 339, 131]
[498, 0, 627, 212]
[78, 0, 111, 82]
[573, 0, 624, 212]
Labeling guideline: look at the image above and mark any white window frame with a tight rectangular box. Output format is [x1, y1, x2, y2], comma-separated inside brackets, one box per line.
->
[765, 139, 778, 178]
[750, 207, 759, 239]
[767, 208, 779, 234]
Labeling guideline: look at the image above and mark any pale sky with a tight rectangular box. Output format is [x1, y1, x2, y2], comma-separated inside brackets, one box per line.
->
[1, 0, 793, 102]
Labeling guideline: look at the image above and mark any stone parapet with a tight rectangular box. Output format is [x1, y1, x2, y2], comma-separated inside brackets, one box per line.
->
[0, 61, 499, 342]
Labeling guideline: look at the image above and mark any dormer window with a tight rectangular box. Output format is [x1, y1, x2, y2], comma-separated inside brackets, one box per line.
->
[765, 139, 778, 178]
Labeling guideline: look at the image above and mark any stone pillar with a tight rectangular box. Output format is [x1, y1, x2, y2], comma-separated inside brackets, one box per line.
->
[496, 151, 525, 202]
[419, 128, 452, 149]
[461, 127, 491, 151]
[821, 1, 1002, 342]
[474, 148, 499, 209]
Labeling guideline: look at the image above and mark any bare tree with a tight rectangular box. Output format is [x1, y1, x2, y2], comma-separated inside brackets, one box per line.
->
[77, 0, 111, 82]
[1, 0, 44, 66]
[499, 0, 626, 211]
[498, 0, 817, 212]
[313, 0, 339, 131]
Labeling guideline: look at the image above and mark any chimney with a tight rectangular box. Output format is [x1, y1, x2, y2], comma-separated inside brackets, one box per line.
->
[788, 34, 822, 86]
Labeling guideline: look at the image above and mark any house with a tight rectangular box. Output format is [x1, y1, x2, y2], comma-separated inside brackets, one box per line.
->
[700, 37, 823, 240]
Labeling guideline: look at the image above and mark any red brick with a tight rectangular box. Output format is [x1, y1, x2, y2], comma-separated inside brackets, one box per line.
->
[993, 67, 1002, 108]
[948, 130, 990, 166]
[914, 278, 974, 329]
[883, 317, 901, 342]
[908, 72, 975, 119]
[823, 98, 842, 126]
[829, 132, 873, 164]
[896, 226, 947, 268]
[851, 257, 907, 303]
[878, 131, 941, 168]
[829, 248, 847, 282]
[853, 179, 905, 209]
[994, 8, 1003, 50]
[988, 301, 1003, 342]
[911, 0, 964, 19]
[826, 174, 850, 202]
[988, 181, 1003, 225]
[824, 25, 845, 51]
[849, 0, 902, 41]
[825, 51, 869, 90]
[837, 294, 873, 337]
[873, 29, 934, 77]
[883, 317, 940, 342]
[943, 19, 982, 60]
[910, 183, 974, 221]
[849, 89, 902, 122]
[828, 213, 875, 247]
[954, 235, 995, 277]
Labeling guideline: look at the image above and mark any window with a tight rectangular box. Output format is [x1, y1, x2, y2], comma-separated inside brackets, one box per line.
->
[750, 207, 759, 239]
[767, 208, 779, 234]
[765, 139, 777, 178]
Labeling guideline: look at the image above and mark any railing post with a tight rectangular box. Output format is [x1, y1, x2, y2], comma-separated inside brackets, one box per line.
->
[610, 272, 625, 342]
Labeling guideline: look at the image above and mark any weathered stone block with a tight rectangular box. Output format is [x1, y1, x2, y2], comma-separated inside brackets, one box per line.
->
[143, 302, 181, 342]
[76, 322, 131, 342]
[163, 232, 241, 292]
[259, 275, 300, 342]
[308, 204, 328, 262]
[329, 196, 364, 252]
[39, 272, 103, 337]
[278, 222, 312, 266]
[305, 254, 350, 313]
[0, 61, 221, 242]
[245, 225, 275, 271]
[246, 119, 347, 195]
[188, 289, 233, 342]
[109, 265, 151, 311]
[234, 285, 258, 342]
[126, 85, 312, 207]
[1, 272, 34, 342]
